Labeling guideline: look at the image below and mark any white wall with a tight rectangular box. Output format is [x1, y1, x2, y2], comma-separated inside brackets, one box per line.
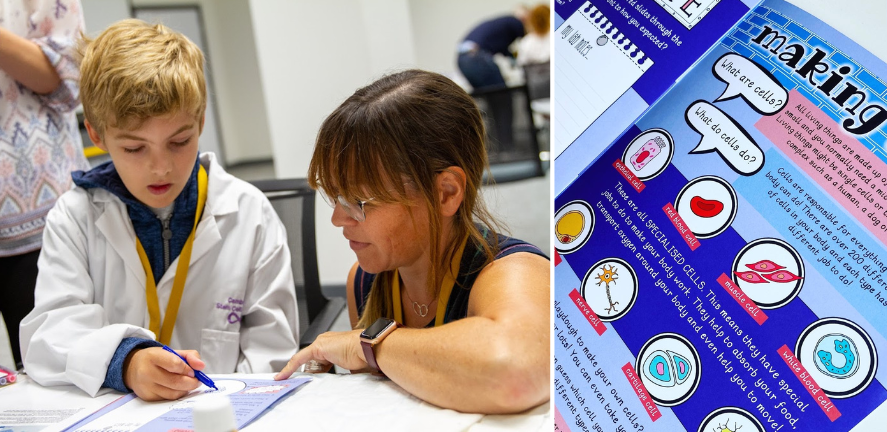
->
[196, 0, 272, 164]
[249, 0, 416, 286]
[359, 0, 417, 77]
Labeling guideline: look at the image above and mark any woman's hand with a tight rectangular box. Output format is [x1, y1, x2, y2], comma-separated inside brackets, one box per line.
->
[274, 329, 367, 379]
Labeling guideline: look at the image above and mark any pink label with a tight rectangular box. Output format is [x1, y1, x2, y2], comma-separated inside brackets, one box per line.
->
[755, 89, 887, 245]
[777, 345, 841, 421]
[662, 203, 701, 250]
[554, 406, 572, 432]
[621, 362, 662, 421]
[613, 159, 645, 192]
[717, 273, 768, 325]
[569, 289, 607, 336]
[555, 250, 562, 266]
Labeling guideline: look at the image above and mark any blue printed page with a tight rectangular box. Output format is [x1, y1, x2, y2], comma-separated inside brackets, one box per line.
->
[553, 0, 887, 431]
[66, 377, 311, 431]
[554, 0, 759, 194]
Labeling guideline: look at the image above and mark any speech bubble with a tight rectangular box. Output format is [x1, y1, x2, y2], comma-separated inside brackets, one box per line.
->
[685, 100, 765, 176]
[712, 53, 788, 115]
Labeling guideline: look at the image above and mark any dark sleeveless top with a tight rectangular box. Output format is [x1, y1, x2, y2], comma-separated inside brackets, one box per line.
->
[353, 228, 548, 326]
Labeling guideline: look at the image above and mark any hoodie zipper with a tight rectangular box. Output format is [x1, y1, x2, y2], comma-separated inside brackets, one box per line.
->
[160, 214, 173, 273]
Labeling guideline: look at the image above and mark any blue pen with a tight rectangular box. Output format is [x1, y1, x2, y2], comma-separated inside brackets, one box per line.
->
[161, 345, 218, 390]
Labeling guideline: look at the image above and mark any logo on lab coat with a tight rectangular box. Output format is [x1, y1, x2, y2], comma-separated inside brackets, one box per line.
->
[216, 297, 244, 324]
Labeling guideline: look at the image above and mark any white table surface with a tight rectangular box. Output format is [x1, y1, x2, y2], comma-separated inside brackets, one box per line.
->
[0, 372, 551, 432]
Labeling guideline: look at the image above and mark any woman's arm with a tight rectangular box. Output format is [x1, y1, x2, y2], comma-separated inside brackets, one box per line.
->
[276, 252, 550, 414]
[0, 27, 61, 94]
[1, 0, 85, 107]
[375, 252, 550, 413]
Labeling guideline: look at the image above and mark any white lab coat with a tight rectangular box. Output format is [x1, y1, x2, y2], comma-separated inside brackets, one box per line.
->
[20, 153, 299, 396]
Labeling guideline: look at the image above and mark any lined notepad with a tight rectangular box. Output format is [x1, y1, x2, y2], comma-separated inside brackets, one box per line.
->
[554, 1, 654, 157]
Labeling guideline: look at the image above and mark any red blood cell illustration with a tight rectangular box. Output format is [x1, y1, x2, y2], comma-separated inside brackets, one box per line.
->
[762, 270, 803, 283]
[689, 196, 724, 218]
[734, 270, 769, 283]
[745, 260, 785, 272]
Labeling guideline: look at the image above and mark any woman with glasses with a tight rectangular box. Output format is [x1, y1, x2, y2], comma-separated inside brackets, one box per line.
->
[274, 69, 550, 414]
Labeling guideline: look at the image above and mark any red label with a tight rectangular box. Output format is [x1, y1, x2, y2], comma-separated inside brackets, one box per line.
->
[554, 406, 572, 432]
[777, 345, 841, 421]
[613, 160, 645, 192]
[662, 203, 700, 251]
[569, 289, 606, 336]
[621, 363, 661, 421]
[555, 250, 562, 266]
[717, 273, 768, 325]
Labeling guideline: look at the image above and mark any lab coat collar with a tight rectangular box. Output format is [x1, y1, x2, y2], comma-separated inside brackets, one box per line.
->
[93, 152, 237, 285]
[199, 152, 239, 217]
[75, 158, 201, 283]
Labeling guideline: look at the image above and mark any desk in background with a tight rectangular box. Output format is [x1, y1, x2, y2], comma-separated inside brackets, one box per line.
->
[0, 373, 551, 431]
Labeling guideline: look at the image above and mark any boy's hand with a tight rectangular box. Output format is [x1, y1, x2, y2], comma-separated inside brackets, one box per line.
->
[274, 329, 365, 379]
[123, 347, 205, 401]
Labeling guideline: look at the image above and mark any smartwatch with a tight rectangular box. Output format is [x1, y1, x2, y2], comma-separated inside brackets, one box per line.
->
[360, 317, 399, 374]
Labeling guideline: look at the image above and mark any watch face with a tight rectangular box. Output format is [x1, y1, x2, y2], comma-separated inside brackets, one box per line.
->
[361, 318, 395, 339]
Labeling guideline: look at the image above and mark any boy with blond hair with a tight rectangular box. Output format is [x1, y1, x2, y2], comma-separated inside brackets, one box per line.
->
[19, 19, 299, 400]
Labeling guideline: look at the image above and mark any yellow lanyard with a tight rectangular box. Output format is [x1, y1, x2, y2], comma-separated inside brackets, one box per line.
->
[135, 165, 208, 345]
[392, 236, 468, 327]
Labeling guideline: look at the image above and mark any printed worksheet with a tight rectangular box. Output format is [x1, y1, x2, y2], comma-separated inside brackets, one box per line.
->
[65, 377, 310, 432]
[553, 0, 757, 194]
[554, 0, 887, 430]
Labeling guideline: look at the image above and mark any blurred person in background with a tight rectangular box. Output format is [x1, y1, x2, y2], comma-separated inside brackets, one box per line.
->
[456, 6, 528, 90]
[456, 4, 549, 154]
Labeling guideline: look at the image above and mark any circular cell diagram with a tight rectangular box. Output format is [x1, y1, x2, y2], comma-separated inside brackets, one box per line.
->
[674, 176, 737, 239]
[635, 333, 701, 406]
[580, 257, 638, 321]
[697, 406, 765, 432]
[731, 238, 804, 309]
[621, 128, 675, 181]
[555, 200, 594, 254]
[796, 317, 877, 398]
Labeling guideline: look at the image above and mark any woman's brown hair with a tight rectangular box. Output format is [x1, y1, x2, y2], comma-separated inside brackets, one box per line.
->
[307, 69, 502, 328]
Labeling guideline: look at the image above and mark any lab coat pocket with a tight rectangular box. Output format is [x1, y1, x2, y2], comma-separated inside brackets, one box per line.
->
[200, 329, 240, 373]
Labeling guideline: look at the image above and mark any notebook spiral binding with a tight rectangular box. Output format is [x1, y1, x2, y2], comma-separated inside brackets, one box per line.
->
[581, 2, 655, 72]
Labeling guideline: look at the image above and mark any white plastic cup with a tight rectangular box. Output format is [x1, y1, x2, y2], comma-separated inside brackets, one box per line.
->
[192, 393, 237, 432]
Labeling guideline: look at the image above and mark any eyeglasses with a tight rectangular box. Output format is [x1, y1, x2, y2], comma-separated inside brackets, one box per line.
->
[318, 188, 374, 222]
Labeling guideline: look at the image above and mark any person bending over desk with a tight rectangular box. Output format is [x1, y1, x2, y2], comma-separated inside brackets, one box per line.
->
[275, 70, 550, 414]
[19, 20, 298, 400]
